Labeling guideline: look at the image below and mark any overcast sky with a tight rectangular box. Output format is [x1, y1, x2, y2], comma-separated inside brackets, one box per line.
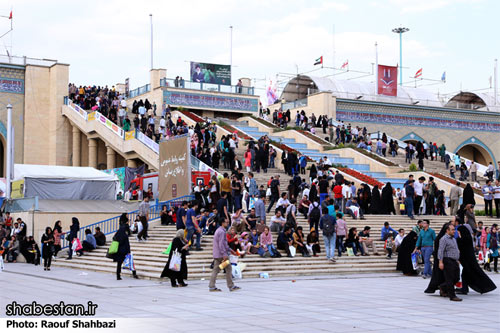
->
[0, 0, 498, 100]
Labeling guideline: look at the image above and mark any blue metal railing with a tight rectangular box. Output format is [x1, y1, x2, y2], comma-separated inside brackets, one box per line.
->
[282, 98, 308, 110]
[159, 77, 255, 95]
[60, 195, 194, 249]
[128, 84, 151, 98]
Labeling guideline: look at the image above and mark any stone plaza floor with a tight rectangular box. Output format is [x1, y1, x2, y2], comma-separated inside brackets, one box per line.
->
[1, 263, 499, 332]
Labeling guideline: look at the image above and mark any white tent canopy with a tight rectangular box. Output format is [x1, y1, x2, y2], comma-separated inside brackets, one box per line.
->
[14, 164, 118, 182]
[13, 164, 118, 200]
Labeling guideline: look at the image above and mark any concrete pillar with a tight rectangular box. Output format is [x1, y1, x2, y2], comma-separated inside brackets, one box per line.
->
[127, 159, 137, 168]
[72, 126, 81, 166]
[88, 138, 98, 168]
[106, 146, 116, 169]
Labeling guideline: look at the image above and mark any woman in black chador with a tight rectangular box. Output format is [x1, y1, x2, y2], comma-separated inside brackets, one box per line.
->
[380, 182, 395, 215]
[396, 230, 418, 275]
[369, 186, 382, 214]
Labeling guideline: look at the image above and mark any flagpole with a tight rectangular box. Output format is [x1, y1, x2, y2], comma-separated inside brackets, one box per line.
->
[495, 58, 498, 105]
[375, 42, 378, 95]
[332, 24, 335, 76]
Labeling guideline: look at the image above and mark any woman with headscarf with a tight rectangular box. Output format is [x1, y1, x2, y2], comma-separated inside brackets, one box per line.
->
[161, 229, 189, 287]
[309, 164, 318, 183]
[396, 230, 419, 275]
[309, 182, 318, 203]
[110, 223, 138, 280]
[455, 221, 496, 295]
[41, 227, 55, 271]
[369, 185, 382, 214]
[381, 182, 395, 215]
[52, 220, 64, 258]
[457, 183, 476, 222]
[358, 184, 371, 215]
[66, 217, 80, 260]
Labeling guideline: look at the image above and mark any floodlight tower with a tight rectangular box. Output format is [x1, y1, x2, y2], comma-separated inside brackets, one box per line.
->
[392, 27, 409, 86]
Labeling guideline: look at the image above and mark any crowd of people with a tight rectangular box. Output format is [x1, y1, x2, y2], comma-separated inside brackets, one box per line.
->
[395, 217, 497, 301]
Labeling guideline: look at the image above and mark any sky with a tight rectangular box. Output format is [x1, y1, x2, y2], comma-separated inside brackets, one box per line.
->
[0, 0, 498, 101]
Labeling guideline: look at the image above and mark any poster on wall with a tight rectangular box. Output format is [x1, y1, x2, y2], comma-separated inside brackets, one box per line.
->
[159, 136, 191, 201]
[190, 61, 231, 85]
[377, 65, 398, 96]
[125, 78, 130, 98]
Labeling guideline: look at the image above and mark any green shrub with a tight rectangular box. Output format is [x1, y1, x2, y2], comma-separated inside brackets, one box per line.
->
[475, 209, 497, 217]
[409, 163, 418, 172]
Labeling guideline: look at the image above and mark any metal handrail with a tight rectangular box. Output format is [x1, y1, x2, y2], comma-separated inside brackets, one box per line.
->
[159, 77, 255, 95]
[60, 195, 194, 249]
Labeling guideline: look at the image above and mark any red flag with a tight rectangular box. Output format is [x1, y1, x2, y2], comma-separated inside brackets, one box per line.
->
[9, 11, 12, 19]
[377, 64, 398, 96]
[414, 68, 422, 78]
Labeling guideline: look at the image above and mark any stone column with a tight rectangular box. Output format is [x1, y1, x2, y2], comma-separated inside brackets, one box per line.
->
[127, 159, 137, 168]
[72, 126, 81, 166]
[88, 138, 98, 168]
[106, 146, 116, 169]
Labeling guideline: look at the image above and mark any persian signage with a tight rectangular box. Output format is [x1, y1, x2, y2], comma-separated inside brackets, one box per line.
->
[159, 136, 191, 201]
[164, 90, 258, 112]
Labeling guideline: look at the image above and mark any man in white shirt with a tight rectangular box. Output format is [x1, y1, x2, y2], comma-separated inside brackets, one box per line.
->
[159, 116, 166, 129]
[118, 107, 126, 127]
[395, 229, 405, 249]
[413, 177, 425, 215]
[341, 182, 352, 213]
[124, 188, 132, 201]
[229, 137, 237, 151]
[138, 105, 146, 119]
[276, 193, 290, 215]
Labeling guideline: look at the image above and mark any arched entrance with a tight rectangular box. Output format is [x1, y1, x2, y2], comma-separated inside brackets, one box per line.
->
[454, 137, 495, 167]
[456, 144, 492, 165]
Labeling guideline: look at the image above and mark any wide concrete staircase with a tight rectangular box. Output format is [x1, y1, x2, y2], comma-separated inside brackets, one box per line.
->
[53, 213, 499, 280]
[229, 119, 409, 189]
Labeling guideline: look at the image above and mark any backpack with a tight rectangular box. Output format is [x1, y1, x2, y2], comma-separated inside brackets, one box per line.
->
[322, 216, 336, 237]
[309, 205, 321, 221]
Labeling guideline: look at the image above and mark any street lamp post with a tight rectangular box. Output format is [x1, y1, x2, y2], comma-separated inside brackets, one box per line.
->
[150, 14, 153, 70]
[6, 103, 12, 199]
[392, 27, 409, 86]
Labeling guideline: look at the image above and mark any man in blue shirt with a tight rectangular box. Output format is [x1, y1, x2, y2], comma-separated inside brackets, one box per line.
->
[380, 222, 398, 241]
[186, 201, 203, 251]
[414, 219, 436, 278]
[482, 180, 494, 218]
[176, 201, 188, 230]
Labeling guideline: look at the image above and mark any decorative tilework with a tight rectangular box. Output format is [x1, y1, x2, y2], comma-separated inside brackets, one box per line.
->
[337, 109, 500, 132]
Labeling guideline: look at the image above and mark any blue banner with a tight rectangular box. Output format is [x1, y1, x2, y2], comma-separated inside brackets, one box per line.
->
[164, 90, 258, 112]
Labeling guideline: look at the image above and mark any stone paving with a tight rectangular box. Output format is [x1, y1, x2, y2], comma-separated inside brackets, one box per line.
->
[0, 264, 499, 332]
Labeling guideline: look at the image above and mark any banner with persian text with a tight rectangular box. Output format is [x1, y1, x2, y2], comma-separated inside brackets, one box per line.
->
[159, 136, 191, 201]
[377, 65, 398, 96]
[163, 90, 258, 113]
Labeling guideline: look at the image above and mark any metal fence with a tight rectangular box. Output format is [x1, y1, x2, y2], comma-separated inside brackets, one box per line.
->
[128, 84, 151, 98]
[282, 98, 308, 110]
[160, 77, 255, 95]
[60, 195, 194, 249]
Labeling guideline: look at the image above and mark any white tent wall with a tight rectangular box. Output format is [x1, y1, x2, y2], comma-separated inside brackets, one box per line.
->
[24, 178, 117, 200]
[13, 164, 119, 200]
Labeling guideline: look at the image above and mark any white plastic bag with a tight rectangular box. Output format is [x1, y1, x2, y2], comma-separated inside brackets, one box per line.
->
[289, 245, 296, 257]
[232, 263, 242, 279]
[229, 254, 239, 264]
[169, 250, 182, 272]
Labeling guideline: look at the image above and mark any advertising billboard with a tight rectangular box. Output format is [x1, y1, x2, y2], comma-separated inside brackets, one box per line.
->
[377, 65, 398, 96]
[190, 61, 231, 85]
[159, 136, 191, 201]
